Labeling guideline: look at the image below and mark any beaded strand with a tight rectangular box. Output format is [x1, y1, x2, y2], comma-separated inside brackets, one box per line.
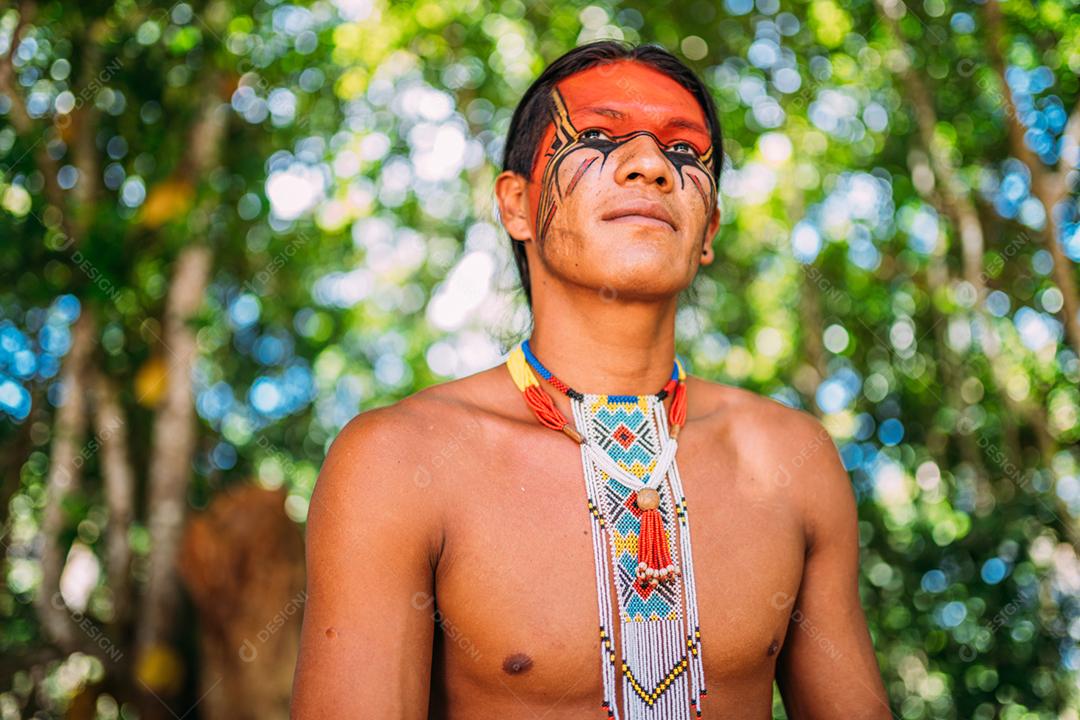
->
[517, 338, 688, 440]
[505, 340, 707, 719]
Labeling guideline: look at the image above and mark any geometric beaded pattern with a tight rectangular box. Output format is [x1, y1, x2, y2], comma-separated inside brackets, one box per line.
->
[584, 394, 684, 623]
[504, 342, 706, 718]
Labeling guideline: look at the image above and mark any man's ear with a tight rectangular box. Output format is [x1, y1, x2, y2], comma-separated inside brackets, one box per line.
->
[495, 171, 534, 242]
[700, 204, 720, 266]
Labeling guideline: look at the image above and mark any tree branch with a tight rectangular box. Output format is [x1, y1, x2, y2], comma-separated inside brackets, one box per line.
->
[873, 2, 989, 298]
[70, 20, 108, 227]
[1056, 94, 1080, 192]
[983, 1, 1043, 173]
[0, 6, 107, 243]
[0, 3, 35, 134]
[983, 0, 1080, 357]
[90, 370, 136, 631]
[35, 309, 96, 651]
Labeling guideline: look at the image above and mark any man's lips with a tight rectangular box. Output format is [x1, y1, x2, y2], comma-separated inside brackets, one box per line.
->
[601, 201, 677, 231]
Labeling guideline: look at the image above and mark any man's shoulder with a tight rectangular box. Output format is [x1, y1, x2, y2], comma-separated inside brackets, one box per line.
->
[690, 376, 851, 549]
[311, 365, 517, 537]
[689, 375, 829, 453]
[689, 376, 844, 490]
[328, 363, 519, 463]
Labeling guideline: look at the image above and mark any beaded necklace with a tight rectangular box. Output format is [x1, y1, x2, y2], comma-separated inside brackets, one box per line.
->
[506, 339, 707, 719]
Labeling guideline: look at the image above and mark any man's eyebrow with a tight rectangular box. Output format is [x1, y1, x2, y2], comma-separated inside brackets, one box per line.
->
[665, 117, 709, 134]
[578, 106, 626, 119]
[578, 106, 708, 135]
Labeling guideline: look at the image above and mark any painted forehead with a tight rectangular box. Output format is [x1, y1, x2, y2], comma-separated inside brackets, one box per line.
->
[530, 60, 713, 178]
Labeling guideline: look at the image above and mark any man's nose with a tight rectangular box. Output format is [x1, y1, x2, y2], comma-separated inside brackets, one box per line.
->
[612, 134, 675, 192]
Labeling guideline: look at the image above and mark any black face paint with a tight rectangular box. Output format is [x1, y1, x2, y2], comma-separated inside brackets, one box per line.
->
[531, 87, 717, 244]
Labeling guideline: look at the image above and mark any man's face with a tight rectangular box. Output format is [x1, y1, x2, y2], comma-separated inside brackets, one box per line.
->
[523, 60, 719, 300]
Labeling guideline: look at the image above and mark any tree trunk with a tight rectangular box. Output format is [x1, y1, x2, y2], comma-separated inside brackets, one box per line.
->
[91, 370, 136, 632]
[178, 486, 306, 720]
[136, 245, 213, 671]
[35, 309, 96, 650]
[134, 84, 226, 709]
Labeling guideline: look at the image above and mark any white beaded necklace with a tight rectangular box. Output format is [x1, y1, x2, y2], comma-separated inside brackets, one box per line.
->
[506, 341, 707, 719]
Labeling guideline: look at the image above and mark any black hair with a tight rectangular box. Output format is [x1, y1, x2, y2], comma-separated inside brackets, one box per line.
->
[500, 40, 724, 308]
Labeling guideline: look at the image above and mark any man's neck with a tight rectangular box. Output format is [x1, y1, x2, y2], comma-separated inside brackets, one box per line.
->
[527, 282, 679, 397]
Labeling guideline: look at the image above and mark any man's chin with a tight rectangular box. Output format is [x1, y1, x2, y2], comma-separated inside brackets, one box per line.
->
[539, 224, 696, 299]
[579, 261, 693, 302]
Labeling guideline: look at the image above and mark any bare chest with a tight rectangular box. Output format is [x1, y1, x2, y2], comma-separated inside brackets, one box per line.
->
[429, 425, 806, 716]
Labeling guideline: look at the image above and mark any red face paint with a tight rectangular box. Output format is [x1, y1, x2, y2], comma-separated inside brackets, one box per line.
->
[526, 60, 717, 241]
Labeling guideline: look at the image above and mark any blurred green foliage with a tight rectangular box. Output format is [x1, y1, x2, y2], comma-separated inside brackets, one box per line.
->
[1, 0, 1079, 717]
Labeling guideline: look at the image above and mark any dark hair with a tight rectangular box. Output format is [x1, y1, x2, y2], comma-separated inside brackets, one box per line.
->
[501, 40, 725, 308]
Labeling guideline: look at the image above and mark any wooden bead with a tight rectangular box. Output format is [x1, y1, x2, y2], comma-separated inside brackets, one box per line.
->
[636, 488, 660, 510]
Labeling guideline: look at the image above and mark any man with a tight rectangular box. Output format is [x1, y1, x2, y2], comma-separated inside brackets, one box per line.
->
[291, 41, 892, 719]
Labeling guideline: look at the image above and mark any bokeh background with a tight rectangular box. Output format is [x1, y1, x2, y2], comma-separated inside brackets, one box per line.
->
[1, 0, 1079, 718]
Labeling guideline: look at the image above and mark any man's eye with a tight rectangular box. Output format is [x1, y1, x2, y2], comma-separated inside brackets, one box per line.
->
[670, 141, 698, 156]
[580, 129, 611, 141]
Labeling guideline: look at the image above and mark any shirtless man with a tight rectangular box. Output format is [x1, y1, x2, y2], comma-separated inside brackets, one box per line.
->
[291, 41, 892, 719]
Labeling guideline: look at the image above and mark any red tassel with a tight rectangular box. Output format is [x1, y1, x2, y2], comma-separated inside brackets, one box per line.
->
[523, 385, 582, 442]
[523, 385, 567, 430]
[636, 508, 679, 586]
[669, 381, 687, 433]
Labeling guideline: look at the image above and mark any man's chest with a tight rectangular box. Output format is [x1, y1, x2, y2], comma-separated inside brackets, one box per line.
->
[429, 433, 807, 707]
